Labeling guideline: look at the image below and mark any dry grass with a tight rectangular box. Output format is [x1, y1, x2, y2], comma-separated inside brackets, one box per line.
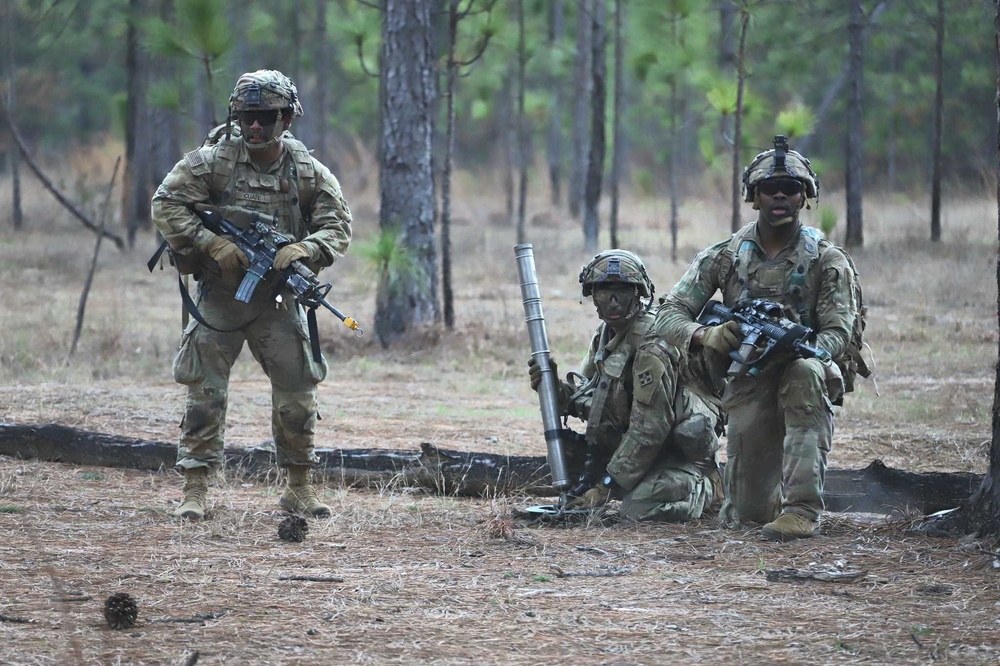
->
[0, 458, 998, 665]
[0, 155, 998, 663]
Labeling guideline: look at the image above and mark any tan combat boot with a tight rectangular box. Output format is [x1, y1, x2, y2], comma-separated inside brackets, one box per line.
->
[279, 466, 331, 518]
[173, 467, 209, 520]
[761, 512, 819, 542]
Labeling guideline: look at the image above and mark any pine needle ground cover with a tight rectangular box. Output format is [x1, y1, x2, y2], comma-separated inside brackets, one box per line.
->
[0, 184, 997, 663]
[0, 458, 997, 664]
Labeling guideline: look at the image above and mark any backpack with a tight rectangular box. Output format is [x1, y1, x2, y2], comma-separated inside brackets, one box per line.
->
[837, 249, 871, 393]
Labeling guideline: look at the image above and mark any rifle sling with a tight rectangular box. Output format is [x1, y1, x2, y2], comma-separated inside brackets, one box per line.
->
[176, 274, 248, 334]
[152, 240, 323, 361]
[306, 306, 323, 364]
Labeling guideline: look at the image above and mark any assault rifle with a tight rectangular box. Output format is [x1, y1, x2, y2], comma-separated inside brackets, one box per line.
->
[190, 204, 363, 338]
[698, 298, 828, 378]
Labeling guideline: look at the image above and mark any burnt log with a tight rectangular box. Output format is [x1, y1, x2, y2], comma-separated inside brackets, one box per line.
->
[0, 423, 982, 514]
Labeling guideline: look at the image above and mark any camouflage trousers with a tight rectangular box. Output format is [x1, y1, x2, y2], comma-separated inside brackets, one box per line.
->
[620, 458, 719, 522]
[617, 387, 722, 522]
[171, 280, 329, 470]
[720, 357, 834, 524]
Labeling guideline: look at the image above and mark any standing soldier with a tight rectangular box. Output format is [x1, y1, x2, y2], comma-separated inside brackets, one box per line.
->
[151, 70, 353, 520]
[528, 250, 724, 522]
[655, 137, 858, 541]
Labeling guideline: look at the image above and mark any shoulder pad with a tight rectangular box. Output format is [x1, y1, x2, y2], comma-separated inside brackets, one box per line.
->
[632, 347, 668, 406]
[281, 136, 316, 179]
[183, 148, 211, 176]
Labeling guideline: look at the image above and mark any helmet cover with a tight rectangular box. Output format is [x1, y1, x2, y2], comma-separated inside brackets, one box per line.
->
[578, 250, 654, 299]
[230, 69, 303, 117]
[742, 138, 819, 203]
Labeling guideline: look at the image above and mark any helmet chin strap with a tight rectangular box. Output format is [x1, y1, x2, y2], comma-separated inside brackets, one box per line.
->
[599, 292, 645, 330]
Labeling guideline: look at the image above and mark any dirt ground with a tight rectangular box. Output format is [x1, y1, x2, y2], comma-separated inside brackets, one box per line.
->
[1, 197, 999, 664]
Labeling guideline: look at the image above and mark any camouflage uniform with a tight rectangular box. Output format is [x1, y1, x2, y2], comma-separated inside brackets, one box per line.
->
[152, 72, 352, 474]
[655, 221, 855, 526]
[564, 310, 724, 521]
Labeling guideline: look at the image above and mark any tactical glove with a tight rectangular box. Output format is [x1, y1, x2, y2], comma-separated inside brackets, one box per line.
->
[527, 356, 558, 392]
[206, 236, 249, 275]
[700, 321, 741, 354]
[563, 483, 611, 510]
[275, 242, 311, 270]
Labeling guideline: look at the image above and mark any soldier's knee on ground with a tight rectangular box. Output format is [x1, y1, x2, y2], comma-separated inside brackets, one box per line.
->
[621, 469, 702, 522]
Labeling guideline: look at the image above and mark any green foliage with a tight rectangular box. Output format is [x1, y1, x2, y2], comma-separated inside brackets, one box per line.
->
[143, 0, 232, 61]
[705, 81, 738, 117]
[356, 228, 429, 289]
[0, 505, 25, 514]
[4, 0, 994, 192]
[79, 471, 106, 481]
[775, 103, 817, 141]
[819, 206, 838, 237]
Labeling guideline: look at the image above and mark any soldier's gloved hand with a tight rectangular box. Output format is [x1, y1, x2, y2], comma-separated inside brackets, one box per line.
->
[563, 483, 611, 510]
[206, 235, 249, 275]
[274, 242, 311, 270]
[700, 321, 741, 354]
[527, 357, 558, 392]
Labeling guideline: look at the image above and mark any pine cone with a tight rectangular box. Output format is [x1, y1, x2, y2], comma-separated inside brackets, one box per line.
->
[278, 515, 309, 543]
[103, 592, 138, 630]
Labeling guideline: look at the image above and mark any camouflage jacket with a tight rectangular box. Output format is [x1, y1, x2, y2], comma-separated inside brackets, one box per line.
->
[151, 133, 352, 279]
[566, 310, 720, 491]
[655, 222, 855, 361]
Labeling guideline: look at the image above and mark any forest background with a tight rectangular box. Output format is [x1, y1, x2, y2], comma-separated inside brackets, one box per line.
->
[1, 1, 1000, 664]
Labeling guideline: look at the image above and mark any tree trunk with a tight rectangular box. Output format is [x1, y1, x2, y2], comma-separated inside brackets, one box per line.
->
[918, 0, 1000, 538]
[609, 0, 624, 250]
[570, 0, 592, 219]
[376, 0, 439, 346]
[717, 0, 736, 164]
[441, 0, 458, 329]
[150, 0, 180, 197]
[546, 0, 565, 207]
[730, 8, 749, 234]
[583, 0, 606, 254]
[314, 0, 329, 165]
[930, 0, 945, 243]
[125, 0, 153, 249]
[4, 0, 22, 231]
[845, 0, 865, 248]
[797, 0, 891, 156]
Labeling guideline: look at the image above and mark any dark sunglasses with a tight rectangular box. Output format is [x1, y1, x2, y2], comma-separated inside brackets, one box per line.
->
[237, 110, 279, 127]
[756, 179, 804, 197]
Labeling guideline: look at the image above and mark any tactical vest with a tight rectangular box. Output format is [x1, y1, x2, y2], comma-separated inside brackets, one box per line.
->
[184, 127, 317, 240]
[721, 223, 870, 392]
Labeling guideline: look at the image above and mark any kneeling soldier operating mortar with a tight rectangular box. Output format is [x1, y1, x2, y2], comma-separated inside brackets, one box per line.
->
[528, 251, 725, 521]
[151, 70, 353, 520]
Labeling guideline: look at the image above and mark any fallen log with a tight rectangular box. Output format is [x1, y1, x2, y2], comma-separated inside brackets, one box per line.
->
[0, 423, 982, 514]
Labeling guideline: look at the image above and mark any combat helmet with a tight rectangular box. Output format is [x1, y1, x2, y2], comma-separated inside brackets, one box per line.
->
[226, 70, 303, 146]
[230, 69, 303, 117]
[579, 249, 654, 300]
[742, 135, 819, 204]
